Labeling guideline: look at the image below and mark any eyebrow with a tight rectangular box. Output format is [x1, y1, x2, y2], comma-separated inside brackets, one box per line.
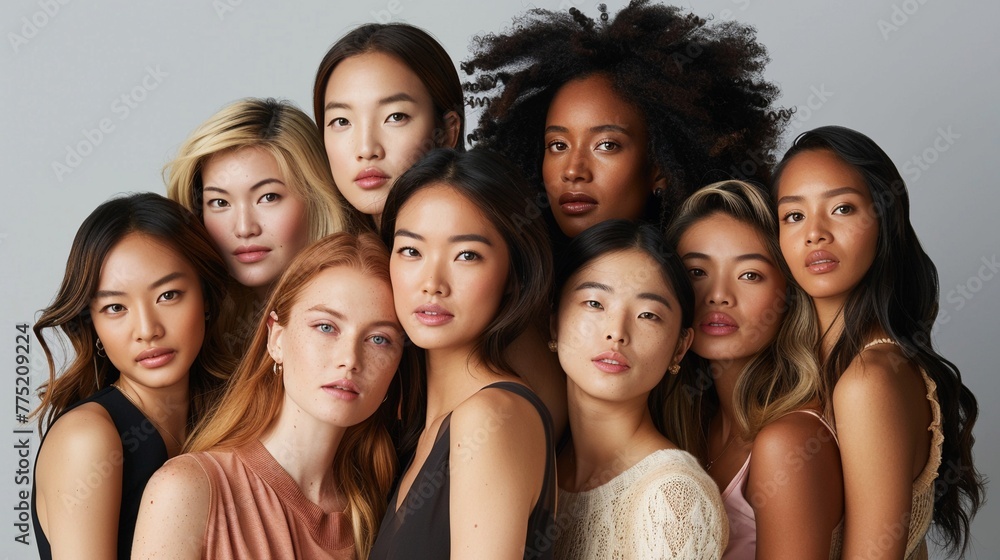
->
[776, 186, 865, 206]
[325, 92, 418, 112]
[202, 178, 285, 194]
[682, 251, 772, 265]
[575, 281, 673, 309]
[307, 305, 400, 330]
[544, 124, 630, 135]
[94, 272, 187, 299]
[394, 230, 493, 246]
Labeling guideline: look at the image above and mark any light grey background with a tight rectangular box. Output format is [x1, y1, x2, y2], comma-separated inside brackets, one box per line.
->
[2, 0, 996, 558]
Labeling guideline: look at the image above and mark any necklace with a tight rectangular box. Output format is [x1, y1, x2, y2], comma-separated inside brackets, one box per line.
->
[112, 383, 183, 449]
[705, 431, 738, 471]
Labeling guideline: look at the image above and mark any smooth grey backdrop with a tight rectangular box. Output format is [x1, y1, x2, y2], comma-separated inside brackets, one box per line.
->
[2, 0, 996, 558]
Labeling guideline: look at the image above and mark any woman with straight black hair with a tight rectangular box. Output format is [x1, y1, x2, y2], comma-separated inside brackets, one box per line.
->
[773, 125, 984, 558]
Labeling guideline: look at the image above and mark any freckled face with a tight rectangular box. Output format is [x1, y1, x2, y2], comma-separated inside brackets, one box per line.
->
[543, 74, 659, 237]
[776, 150, 879, 305]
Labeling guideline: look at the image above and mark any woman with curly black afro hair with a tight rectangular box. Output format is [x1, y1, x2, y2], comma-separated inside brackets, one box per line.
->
[462, 0, 786, 239]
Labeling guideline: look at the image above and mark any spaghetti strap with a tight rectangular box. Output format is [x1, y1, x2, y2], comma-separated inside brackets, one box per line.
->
[862, 337, 898, 350]
[788, 409, 840, 446]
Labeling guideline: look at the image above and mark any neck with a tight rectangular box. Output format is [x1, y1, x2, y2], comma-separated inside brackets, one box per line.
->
[814, 297, 847, 360]
[424, 345, 498, 423]
[709, 356, 750, 424]
[563, 381, 665, 492]
[114, 376, 189, 453]
[260, 398, 346, 507]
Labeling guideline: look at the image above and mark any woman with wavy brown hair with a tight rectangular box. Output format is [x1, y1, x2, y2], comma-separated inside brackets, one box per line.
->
[133, 232, 404, 560]
[31, 193, 232, 560]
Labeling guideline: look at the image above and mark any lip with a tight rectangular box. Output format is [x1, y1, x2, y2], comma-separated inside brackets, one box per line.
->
[592, 351, 630, 374]
[805, 250, 840, 274]
[322, 379, 360, 401]
[234, 245, 271, 264]
[558, 192, 598, 216]
[134, 347, 176, 368]
[700, 312, 739, 336]
[413, 303, 454, 326]
[354, 167, 390, 190]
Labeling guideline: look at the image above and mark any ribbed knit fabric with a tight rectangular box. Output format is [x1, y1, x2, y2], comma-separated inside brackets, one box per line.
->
[554, 449, 728, 559]
[180, 440, 354, 559]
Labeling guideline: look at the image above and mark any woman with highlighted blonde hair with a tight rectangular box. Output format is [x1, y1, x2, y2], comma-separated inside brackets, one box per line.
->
[166, 97, 361, 352]
[133, 232, 404, 560]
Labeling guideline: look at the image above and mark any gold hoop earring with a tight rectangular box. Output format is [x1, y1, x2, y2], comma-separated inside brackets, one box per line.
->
[272, 362, 283, 376]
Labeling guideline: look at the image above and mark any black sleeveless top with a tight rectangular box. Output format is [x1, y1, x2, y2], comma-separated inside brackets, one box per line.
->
[31, 386, 169, 560]
[370, 382, 556, 559]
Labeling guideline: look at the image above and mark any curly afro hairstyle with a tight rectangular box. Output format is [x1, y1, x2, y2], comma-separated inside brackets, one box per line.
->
[462, 0, 787, 229]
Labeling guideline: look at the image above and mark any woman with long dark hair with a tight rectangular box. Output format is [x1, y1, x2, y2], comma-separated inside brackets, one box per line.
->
[773, 125, 984, 558]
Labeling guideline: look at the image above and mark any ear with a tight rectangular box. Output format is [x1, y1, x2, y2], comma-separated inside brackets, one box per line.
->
[266, 311, 284, 364]
[440, 110, 462, 149]
[671, 327, 694, 367]
[650, 165, 668, 195]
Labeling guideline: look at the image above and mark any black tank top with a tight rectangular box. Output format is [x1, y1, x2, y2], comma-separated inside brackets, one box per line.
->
[370, 381, 557, 559]
[31, 386, 168, 559]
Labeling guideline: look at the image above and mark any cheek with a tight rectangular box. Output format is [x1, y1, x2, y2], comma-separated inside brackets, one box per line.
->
[272, 204, 311, 248]
[201, 215, 230, 249]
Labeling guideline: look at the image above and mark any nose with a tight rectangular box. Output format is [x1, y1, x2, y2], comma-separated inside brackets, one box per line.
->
[336, 336, 362, 374]
[420, 258, 450, 297]
[562, 148, 592, 184]
[806, 216, 831, 246]
[234, 204, 261, 239]
[133, 304, 165, 343]
[356, 122, 385, 162]
[604, 311, 629, 346]
[706, 278, 734, 307]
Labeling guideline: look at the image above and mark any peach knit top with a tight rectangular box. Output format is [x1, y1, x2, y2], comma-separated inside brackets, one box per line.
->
[182, 440, 354, 560]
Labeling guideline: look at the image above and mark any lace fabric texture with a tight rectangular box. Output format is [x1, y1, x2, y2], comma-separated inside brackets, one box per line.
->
[903, 371, 944, 560]
[555, 449, 728, 560]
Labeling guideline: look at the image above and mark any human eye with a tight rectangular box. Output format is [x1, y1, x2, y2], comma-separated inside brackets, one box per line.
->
[595, 139, 619, 152]
[781, 211, 804, 224]
[385, 112, 410, 124]
[368, 334, 392, 346]
[546, 140, 568, 153]
[157, 290, 182, 303]
[205, 198, 229, 209]
[833, 204, 854, 216]
[738, 271, 762, 282]
[327, 116, 350, 128]
[316, 323, 337, 334]
[396, 246, 420, 258]
[687, 267, 707, 279]
[584, 300, 604, 310]
[456, 250, 480, 262]
[101, 303, 126, 315]
[258, 193, 280, 204]
[638, 311, 660, 321]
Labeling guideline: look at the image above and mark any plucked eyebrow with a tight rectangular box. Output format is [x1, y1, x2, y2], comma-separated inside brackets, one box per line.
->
[575, 281, 672, 309]
[203, 178, 285, 194]
[776, 186, 865, 206]
[545, 124, 629, 135]
[94, 272, 187, 299]
[394, 230, 493, 246]
[682, 251, 772, 265]
[325, 92, 418, 112]
[307, 304, 400, 331]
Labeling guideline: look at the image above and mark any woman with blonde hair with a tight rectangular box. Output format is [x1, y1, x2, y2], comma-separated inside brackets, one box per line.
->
[667, 180, 843, 558]
[133, 232, 404, 559]
[166, 98, 361, 351]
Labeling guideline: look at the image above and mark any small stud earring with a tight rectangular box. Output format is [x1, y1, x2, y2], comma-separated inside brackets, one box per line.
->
[669, 364, 681, 375]
[272, 362, 283, 376]
[547, 340, 558, 352]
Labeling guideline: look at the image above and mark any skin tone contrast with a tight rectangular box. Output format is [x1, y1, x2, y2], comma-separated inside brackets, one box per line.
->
[201, 146, 311, 294]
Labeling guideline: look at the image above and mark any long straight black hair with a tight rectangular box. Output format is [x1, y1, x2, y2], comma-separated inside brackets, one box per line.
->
[772, 125, 984, 555]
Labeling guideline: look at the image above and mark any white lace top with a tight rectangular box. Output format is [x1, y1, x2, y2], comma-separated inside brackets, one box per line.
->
[554, 449, 728, 559]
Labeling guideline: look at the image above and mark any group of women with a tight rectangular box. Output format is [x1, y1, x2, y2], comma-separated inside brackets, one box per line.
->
[28, 1, 983, 559]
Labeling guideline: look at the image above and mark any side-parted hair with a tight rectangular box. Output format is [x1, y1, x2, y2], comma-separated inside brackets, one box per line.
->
[665, 180, 819, 460]
[462, 0, 787, 228]
[313, 23, 465, 150]
[772, 125, 984, 555]
[552, 219, 693, 437]
[32, 193, 233, 432]
[185, 232, 398, 560]
[380, 148, 553, 457]
[165, 97, 359, 238]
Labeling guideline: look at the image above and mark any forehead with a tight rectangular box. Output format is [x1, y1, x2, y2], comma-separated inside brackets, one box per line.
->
[202, 146, 282, 183]
[679, 214, 774, 262]
[777, 149, 870, 199]
[546, 74, 646, 131]
[396, 184, 503, 239]
[568, 248, 674, 299]
[98, 233, 195, 289]
[293, 266, 397, 320]
[325, 51, 432, 104]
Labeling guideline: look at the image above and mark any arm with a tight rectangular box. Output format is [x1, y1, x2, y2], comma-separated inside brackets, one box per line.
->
[835, 357, 927, 560]
[131, 455, 210, 560]
[749, 412, 844, 559]
[35, 405, 123, 560]
[449, 388, 548, 560]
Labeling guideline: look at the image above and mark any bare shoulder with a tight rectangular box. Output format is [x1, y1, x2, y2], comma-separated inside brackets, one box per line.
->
[451, 383, 546, 444]
[133, 454, 211, 559]
[144, 453, 211, 502]
[750, 411, 842, 493]
[833, 346, 925, 417]
[37, 402, 121, 473]
[753, 411, 838, 462]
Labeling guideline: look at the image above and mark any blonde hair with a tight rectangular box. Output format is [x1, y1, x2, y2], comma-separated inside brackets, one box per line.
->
[165, 97, 361, 239]
[186, 232, 397, 559]
[665, 180, 820, 457]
